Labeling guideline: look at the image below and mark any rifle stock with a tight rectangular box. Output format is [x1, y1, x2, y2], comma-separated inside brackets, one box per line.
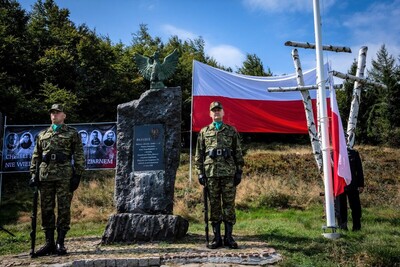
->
[29, 160, 40, 258]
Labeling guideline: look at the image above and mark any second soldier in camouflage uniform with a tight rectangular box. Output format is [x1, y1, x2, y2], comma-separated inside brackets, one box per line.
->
[195, 101, 244, 249]
[29, 104, 85, 256]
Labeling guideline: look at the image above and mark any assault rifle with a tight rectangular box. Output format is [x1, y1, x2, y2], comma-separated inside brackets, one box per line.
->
[203, 175, 210, 247]
[30, 160, 40, 258]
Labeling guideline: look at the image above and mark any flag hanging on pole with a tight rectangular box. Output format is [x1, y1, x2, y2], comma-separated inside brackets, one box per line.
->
[192, 60, 321, 133]
[329, 80, 351, 196]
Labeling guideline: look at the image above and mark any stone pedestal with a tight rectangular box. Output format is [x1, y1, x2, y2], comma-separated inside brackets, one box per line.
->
[102, 87, 189, 243]
[102, 214, 188, 243]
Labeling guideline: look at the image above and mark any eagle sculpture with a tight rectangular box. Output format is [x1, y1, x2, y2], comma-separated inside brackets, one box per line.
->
[133, 49, 179, 89]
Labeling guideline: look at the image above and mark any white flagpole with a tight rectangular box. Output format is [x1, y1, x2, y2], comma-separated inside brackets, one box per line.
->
[189, 60, 195, 184]
[312, 0, 337, 237]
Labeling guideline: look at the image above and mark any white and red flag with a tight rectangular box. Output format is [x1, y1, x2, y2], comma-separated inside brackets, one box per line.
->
[192, 60, 320, 133]
[329, 82, 351, 196]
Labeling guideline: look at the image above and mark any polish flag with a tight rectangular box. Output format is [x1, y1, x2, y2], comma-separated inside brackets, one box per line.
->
[330, 84, 351, 196]
[192, 60, 321, 133]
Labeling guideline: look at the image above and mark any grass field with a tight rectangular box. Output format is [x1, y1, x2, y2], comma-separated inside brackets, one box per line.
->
[1, 143, 399, 266]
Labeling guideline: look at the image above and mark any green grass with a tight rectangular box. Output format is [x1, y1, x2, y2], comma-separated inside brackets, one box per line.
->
[1, 144, 399, 266]
[190, 205, 400, 267]
[1, 206, 399, 266]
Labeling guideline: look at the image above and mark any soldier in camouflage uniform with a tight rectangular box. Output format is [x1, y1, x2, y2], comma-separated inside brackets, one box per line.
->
[29, 104, 85, 257]
[195, 101, 244, 249]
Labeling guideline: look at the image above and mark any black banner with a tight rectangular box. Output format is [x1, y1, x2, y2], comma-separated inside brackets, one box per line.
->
[1, 123, 116, 173]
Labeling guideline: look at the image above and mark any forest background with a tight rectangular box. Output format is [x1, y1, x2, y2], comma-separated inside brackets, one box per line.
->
[1, 0, 400, 147]
[0, 1, 399, 266]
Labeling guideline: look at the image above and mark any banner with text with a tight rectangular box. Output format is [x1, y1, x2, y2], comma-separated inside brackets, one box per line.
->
[1, 122, 116, 173]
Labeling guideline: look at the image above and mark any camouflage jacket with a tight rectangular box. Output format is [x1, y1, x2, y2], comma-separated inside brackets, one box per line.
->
[195, 122, 244, 177]
[30, 124, 85, 181]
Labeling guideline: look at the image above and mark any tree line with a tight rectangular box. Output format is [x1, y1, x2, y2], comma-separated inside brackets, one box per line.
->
[1, 0, 399, 146]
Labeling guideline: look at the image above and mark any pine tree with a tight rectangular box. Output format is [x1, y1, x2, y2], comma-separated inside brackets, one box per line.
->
[366, 45, 399, 145]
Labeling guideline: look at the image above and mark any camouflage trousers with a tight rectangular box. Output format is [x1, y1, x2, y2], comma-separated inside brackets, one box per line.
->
[39, 179, 73, 232]
[208, 176, 236, 224]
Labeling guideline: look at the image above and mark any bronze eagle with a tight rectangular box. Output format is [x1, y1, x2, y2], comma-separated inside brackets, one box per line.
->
[133, 49, 179, 89]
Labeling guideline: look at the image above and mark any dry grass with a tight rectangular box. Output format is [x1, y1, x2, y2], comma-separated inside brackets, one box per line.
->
[173, 144, 400, 221]
[64, 144, 400, 223]
[70, 171, 115, 223]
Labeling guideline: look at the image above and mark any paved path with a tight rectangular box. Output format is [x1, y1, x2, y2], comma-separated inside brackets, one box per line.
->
[1, 234, 282, 266]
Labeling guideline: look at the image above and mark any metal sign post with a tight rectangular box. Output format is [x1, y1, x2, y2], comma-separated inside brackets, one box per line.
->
[0, 115, 15, 237]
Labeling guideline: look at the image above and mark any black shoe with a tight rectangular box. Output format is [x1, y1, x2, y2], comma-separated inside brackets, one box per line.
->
[209, 236, 223, 249]
[338, 222, 348, 231]
[224, 221, 238, 249]
[208, 222, 223, 249]
[56, 230, 68, 255]
[34, 230, 56, 257]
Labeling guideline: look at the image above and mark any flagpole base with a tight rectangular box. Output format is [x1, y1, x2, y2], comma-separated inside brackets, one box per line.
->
[322, 226, 340, 239]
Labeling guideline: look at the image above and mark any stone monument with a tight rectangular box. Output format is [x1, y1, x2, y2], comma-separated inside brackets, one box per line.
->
[102, 50, 188, 243]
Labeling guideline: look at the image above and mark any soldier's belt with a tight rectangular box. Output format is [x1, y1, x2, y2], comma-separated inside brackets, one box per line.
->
[42, 153, 70, 164]
[208, 148, 231, 159]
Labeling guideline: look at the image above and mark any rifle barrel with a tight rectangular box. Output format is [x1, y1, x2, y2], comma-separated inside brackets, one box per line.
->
[30, 187, 38, 257]
[30, 161, 40, 258]
[203, 184, 209, 246]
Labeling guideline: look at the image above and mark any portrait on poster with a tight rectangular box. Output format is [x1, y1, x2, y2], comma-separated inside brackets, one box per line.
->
[19, 132, 33, 149]
[79, 130, 89, 147]
[103, 130, 115, 147]
[89, 130, 102, 147]
[6, 133, 19, 151]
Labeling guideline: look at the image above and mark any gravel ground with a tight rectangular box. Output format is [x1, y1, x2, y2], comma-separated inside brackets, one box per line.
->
[1, 234, 282, 266]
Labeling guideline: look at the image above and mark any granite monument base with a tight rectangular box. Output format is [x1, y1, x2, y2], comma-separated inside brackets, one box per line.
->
[102, 213, 189, 244]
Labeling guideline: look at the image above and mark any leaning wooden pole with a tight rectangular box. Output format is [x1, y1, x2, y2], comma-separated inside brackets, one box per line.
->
[291, 49, 323, 173]
[346, 47, 367, 148]
[285, 41, 352, 53]
[268, 84, 342, 92]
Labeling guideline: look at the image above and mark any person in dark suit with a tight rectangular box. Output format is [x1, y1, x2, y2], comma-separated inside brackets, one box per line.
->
[335, 148, 365, 231]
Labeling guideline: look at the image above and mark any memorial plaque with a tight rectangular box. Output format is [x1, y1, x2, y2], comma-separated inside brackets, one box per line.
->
[133, 124, 164, 171]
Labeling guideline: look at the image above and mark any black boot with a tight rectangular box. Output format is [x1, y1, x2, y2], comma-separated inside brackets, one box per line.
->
[224, 221, 238, 249]
[208, 221, 223, 249]
[56, 229, 68, 255]
[352, 220, 361, 231]
[339, 222, 348, 231]
[34, 229, 55, 257]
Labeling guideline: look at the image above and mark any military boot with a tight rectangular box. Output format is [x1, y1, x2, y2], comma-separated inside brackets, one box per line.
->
[56, 229, 68, 255]
[34, 229, 56, 257]
[339, 222, 348, 231]
[224, 221, 238, 249]
[208, 221, 223, 249]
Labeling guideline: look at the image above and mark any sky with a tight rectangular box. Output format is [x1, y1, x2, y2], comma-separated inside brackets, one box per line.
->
[18, 0, 400, 77]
